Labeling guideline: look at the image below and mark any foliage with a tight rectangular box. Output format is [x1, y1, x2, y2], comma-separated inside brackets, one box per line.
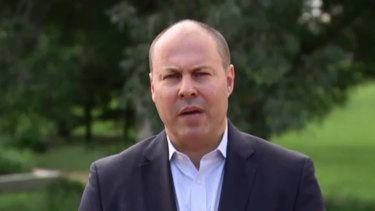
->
[44, 177, 84, 211]
[0, 177, 84, 211]
[0, 148, 35, 174]
[1, 113, 54, 152]
[108, 0, 375, 138]
[1, 0, 374, 144]
[0, 0, 133, 143]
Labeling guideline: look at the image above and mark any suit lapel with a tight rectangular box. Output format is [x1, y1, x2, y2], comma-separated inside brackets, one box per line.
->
[138, 122, 257, 211]
[218, 122, 258, 211]
[140, 131, 177, 211]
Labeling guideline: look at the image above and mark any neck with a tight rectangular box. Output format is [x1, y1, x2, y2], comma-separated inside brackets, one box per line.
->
[169, 128, 226, 170]
[167, 119, 227, 169]
[182, 145, 215, 170]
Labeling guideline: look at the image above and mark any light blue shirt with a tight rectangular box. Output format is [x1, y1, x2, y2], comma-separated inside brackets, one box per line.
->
[167, 124, 228, 211]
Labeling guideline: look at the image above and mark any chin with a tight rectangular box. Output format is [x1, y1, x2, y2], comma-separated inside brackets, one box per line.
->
[178, 127, 207, 139]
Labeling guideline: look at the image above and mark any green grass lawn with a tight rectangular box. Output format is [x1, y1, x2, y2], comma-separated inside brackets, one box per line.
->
[0, 178, 83, 211]
[272, 81, 375, 202]
[37, 144, 109, 171]
[36, 140, 131, 171]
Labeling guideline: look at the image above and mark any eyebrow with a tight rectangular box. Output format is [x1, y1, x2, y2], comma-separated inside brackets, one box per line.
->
[162, 64, 214, 72]
[156, 67, 178, 80]
[162, 66, 180, 72]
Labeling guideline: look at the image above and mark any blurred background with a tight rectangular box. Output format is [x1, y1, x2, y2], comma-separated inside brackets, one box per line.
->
[0, 0, 374, 210]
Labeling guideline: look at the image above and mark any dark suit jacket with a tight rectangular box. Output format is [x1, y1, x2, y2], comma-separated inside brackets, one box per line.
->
[79, 122, 325, 211]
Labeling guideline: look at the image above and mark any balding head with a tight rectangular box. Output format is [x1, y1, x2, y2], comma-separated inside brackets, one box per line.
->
[149, 19, 231, 72]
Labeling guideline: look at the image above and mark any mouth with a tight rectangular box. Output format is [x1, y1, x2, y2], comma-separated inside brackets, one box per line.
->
[178, 106, 204, 116]
[180, 110, 203, 116]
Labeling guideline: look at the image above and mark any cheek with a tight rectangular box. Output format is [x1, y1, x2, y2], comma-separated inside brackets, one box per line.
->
[205, 82, 227, 101]
[204, 84, 229, 115]
[154, 88, 176, 109]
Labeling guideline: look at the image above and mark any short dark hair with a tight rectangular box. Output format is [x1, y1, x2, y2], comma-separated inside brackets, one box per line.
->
[148, 19, 231, 72]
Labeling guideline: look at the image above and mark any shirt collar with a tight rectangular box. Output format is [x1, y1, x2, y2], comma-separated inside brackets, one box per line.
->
[167, 121, 228, 160]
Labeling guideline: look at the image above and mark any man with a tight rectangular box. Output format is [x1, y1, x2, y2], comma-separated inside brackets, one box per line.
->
[79, 19, 325, 211]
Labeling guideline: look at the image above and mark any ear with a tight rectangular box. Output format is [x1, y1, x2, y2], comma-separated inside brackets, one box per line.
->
[226, 64, 235, 97]
[149, 72, 155, 102]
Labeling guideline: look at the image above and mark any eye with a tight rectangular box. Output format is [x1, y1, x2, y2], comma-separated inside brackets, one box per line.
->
[194, 72, 210, 77]
[163, 73, 180, 80]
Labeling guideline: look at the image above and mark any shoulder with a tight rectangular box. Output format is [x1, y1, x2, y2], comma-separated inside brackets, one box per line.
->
[245, 131, 308, 161]
[228, 123, 324, 208]
[92, 131, 165, 175]
[232, 127, 317, 185]
[229, 123, 311, 167]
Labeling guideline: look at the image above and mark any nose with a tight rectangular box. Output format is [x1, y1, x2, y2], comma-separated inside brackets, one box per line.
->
[178, 76, 197, 99]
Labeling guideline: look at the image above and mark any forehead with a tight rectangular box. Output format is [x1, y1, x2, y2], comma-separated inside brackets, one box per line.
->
[152, 24, 220, 66]
[155, 22, 213, 47]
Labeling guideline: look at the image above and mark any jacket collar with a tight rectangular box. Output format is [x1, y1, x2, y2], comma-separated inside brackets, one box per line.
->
[218, 121, 258, 211]
[140, 121, 258, 211]
[141, 131, 178, 211]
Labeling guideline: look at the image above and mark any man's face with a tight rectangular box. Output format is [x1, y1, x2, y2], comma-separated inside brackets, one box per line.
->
[150, 26, 234, 146]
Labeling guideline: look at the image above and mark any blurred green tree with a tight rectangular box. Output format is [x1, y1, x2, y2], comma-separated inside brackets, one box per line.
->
[1, 0, 374, 147]
[0, 0, 133, 145]
[108, 0, 375, 139]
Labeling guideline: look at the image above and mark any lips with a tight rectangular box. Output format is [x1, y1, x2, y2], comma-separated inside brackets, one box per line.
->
[178, 106, 204, 116]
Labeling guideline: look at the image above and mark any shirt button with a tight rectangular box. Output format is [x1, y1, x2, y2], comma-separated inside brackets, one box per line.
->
[197, 178, 202, 184]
